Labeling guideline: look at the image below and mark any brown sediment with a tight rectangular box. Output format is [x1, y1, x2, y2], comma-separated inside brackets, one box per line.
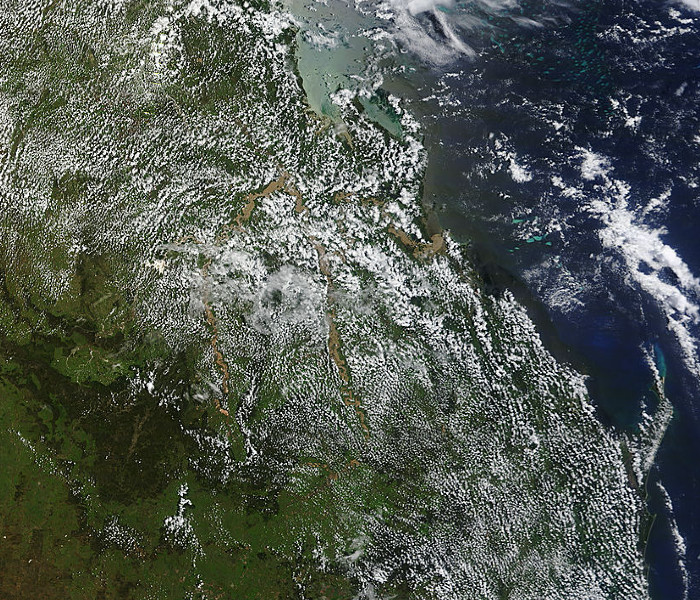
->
[313, 240, 369, 438]
[360, 196, 383, 207]
[217, 174, 288, 240]
[217, 172, 310, 241]
[201, 261, 230, 417]
[204, 301, 230, 399]
[306, 461, 330, 469]
[338, 128, 353, 149]
[199, 172, 311, 416]
[235, 174, 288, 226]
[388, 224, 419, 249]
[329, 457, 361, 483]
[388, 224, 445, 258]
[236, 196, 256, 227]
[287, 181, 308, 214]
[313, 120, 331, 137]
[306, 461, 337, 481]
[195, 174, 444, 439]
[165, 237, 230, 416]
[176, 234, 203, 245]
[331, 192, 383, 207]
[308, 112, 353, 147]
[332, 191, 353, 204]
[426, 232, 445, 254]
[304, 458, 362, 498]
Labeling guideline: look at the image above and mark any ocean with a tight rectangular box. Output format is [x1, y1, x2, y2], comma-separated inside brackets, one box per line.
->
[288, 0, 700, 596]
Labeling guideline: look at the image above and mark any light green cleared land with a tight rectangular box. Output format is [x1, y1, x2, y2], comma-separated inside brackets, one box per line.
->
[0, 1, 668, 598]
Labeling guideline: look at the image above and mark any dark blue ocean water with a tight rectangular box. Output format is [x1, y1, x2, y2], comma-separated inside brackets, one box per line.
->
[389, 0, 700, 596]
[291, 0, 700, 593]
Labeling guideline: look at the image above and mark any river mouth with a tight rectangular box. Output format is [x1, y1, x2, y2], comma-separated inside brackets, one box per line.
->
[286, 0, 700, 597]
[0, 0, 695, 597]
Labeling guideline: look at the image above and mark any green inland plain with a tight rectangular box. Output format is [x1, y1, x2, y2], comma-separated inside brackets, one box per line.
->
[0, 1, 670, 598]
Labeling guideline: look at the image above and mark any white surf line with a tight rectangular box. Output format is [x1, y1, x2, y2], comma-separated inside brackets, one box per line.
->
[656, 481, 690, 600]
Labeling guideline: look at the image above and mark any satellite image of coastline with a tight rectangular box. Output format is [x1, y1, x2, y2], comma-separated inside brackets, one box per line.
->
[0, 0, 698, 598]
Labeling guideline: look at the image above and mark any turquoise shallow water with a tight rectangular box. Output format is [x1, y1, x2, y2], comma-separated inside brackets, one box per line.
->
[288, 1, 700, 596]
[0, 1, 682, 596]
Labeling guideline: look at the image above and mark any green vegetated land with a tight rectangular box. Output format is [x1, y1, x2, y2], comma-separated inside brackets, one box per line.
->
[0, 1, 664, 599]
